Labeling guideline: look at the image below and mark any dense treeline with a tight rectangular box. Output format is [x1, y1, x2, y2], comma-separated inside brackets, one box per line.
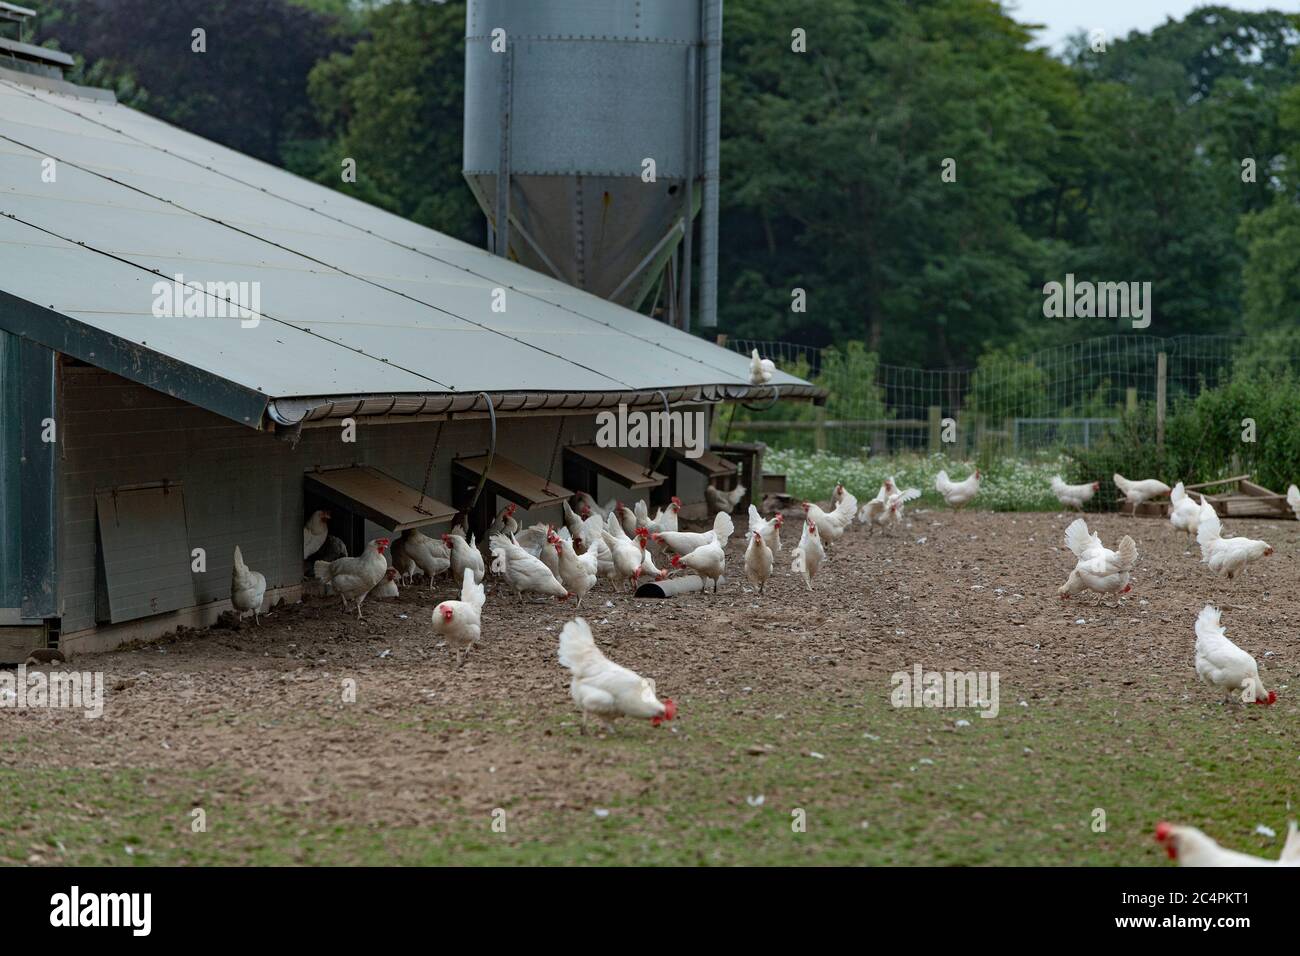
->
[28, 0, 1300, 368]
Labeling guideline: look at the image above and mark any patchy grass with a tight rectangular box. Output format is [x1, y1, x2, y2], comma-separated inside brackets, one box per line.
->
[3, 690, 1293, 866]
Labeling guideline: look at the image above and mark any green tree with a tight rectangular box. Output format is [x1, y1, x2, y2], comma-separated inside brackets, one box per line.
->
[32, 0, 347, 165]
[302, 0, 480, 241]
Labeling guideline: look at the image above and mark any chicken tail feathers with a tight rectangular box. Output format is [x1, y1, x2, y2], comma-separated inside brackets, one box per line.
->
[1063, 518, 1092, 557]
[713, 510, 735, 541]
[460, 567, 485, 610]
[1196, 502, 1221, 556]
[557, 617, 604, 675]
[1116, 534, 1138, 571]
[313, 559, 333, 582]
[1194, 604, 1222, 643]
[234, 545, 248, 572]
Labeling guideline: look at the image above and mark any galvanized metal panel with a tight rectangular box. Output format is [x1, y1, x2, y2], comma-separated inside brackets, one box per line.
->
[95, 483, 196, 623]
[18, 334, 56, 618]
[469, 0, 701, 43]
[0, 74, 810, 427]
[464, 40, 692, 176]
[0, 329, 57, 619]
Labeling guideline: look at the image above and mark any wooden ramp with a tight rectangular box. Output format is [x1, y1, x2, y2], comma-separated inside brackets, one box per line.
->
[305, 466, 456, 531]
[665, 447, 738, 480]
[452, 455, 571, 510]
[563, 444, 665, 495]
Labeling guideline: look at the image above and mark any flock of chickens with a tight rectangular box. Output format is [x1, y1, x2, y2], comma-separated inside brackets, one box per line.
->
[225, 454, 1298, 864]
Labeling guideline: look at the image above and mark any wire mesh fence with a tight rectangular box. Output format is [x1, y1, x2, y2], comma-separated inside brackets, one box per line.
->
[721, 335, 1254, 459]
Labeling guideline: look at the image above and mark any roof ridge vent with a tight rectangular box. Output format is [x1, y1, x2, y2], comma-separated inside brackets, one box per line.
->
[0, 3, 74, 81]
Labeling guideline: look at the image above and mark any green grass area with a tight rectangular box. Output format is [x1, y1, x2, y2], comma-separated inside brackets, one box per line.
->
[766, 449, 1066, 511]
[3, 689, 1292, 865]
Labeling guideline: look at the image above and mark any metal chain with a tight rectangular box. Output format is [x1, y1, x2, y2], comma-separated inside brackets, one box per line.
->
[414, 420, 445, 515]
[543, 418, 563, 493]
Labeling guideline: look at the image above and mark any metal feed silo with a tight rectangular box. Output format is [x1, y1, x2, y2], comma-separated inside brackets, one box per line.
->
[463, 0, 722, 329]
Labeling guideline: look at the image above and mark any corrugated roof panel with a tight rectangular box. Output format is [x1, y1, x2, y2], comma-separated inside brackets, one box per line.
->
[0, 74, 814, 420]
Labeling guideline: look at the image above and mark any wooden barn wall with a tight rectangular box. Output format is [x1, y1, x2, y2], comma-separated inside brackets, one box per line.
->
[57, 367, 703, 635]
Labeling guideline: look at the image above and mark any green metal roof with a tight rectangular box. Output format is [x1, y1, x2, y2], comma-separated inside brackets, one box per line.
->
[0, 69, 818, 428]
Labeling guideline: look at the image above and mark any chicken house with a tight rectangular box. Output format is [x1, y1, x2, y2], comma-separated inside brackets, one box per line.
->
[0, 34, 818, 661]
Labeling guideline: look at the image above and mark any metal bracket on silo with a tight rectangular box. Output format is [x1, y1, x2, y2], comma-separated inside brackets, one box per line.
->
[494, 44, 514, 259]
[698, 0, 723, 328]
[680, 41, 697, 333]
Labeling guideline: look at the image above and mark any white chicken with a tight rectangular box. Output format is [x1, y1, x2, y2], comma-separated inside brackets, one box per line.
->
[1196, 502, 1273, 578]
[314, 538, 390, 619]
[601, 527, 645, 591]
[636, 531, 669, 582]
[857, 477, 895, 522]
[514, 522, 553, 558]
[489, 533, 569, 601]
[572, 492, 615, 522]
[613, 501, 641, 538]
[557, 617, 676, 734]
[653, 511, 734, 557]
[1050, 475, 1099, 511]
[747, 503, 783, 553]
[392, 527, 450, 588]
[744, 530, 773, 594]
[562, 500, 590, 544]
[1288, 484, 1300, 520]
[231, 546, 266, 626]
[1113, 473, 1171, 514]
[802, 494, 854, 548]
[303, 509, 331, 559]
[488, 503, 520, 538]
[443, 532, 485, 585]
[432, 568, 487, 667]
[635, 497, 682, 535]
[935, 468, 981, 509]
[749, 348, 776, 386]
[671, 532, 727, 593]
[705, 482, 748, 516]
[790, 518, 825, 590]
[859, 487, 921, 534]
[1057, 518, 1138, 601]
[552, 532, 597, 607]
[1193, 604, 1277, 705]
[1168, 482, 1202, 537]
[1155, 821, 1300, 867]
[367, 567, 400, 600]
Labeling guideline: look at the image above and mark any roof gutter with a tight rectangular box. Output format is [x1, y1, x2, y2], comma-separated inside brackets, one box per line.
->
[267, 382, 827, 428]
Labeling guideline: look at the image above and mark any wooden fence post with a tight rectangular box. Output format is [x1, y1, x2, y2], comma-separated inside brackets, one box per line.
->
[814, 406, 827, 452]
[1156, 352, 1167, 455]
[927, 405, 942, 454]
[1126, 387, 1137, 413]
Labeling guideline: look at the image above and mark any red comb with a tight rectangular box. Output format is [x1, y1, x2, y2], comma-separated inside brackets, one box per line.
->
[1154, 822, 1172, 842]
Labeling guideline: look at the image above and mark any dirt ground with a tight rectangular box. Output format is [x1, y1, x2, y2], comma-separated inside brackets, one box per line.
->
[3, 507, 1298, 865]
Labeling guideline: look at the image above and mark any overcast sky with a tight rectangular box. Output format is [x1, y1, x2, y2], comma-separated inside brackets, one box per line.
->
[1007, 0, 1298, 51]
